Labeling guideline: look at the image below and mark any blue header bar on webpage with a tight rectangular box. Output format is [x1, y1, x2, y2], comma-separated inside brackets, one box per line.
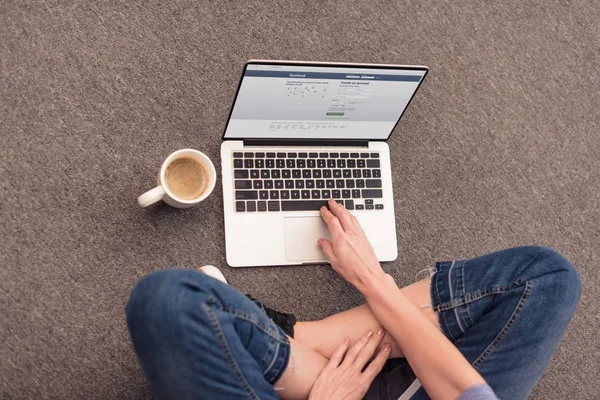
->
[244, 70, 422, 82]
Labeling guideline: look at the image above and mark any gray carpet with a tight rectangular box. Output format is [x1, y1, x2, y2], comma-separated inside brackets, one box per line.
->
[1, 1, 598, 399]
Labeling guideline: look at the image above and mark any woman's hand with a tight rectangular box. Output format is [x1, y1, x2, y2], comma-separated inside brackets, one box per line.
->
[308, 328, 390, 400]
[319, 199, 388, 292]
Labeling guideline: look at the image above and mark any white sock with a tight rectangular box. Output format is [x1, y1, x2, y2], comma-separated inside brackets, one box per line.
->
[199, 265, 228, 284]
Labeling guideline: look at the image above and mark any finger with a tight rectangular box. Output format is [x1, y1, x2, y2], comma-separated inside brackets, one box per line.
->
[328, 199, 355, 232]
[350, 211, 366, 234]
[362, 343, 391, 382]
[327, 339, 350, 369]
[354, 327, 386, 367]
[342, 330, 373, 367]
[320, 205, 344, 238]
[318, 238, 337, 264]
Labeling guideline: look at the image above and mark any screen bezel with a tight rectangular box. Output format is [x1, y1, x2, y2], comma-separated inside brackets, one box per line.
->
[221, 60, 429, 142]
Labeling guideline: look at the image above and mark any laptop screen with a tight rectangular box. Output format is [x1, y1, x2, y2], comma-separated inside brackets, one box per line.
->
[223, 62, 427, 141]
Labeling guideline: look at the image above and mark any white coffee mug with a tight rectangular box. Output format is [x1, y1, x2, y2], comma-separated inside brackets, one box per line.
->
[138, 149, 216, 208]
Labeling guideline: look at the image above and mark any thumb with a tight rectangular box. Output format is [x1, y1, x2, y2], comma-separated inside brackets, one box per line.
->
[318, 238, 337, 264]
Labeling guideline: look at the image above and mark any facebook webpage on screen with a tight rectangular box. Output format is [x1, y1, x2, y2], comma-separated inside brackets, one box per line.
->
[224, 64, 426, 140]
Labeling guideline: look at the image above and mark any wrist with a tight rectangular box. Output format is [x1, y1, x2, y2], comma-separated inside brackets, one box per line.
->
[359, 271, 396, 298]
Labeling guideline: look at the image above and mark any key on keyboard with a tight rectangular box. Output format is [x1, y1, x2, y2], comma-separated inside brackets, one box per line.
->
[233, 151, 384, 212]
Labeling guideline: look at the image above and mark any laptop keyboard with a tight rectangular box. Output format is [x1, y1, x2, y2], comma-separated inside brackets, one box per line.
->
[233, 151, 384, 212]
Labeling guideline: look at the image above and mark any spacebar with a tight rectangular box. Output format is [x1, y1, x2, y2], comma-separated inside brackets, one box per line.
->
[281, 200, 329, 211]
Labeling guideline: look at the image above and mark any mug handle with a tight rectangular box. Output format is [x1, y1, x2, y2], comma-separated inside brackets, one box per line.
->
[138, 186, 166, 207]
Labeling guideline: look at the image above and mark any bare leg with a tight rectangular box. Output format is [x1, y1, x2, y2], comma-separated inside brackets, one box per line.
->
[295, 277, 439, 359]
[268, 278, 436, 399]
[273, 337, 329, 400]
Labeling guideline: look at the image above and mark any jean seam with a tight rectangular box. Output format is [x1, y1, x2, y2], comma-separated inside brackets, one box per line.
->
[263, 340, 286, 381]
[433, 248, 546, 313]
[460, 261, 474, 326]
[472, 279, 533, 368]
[262, 340, 280, 377]
[432, 262, 456, 341]
[202, 302, 260, 400]
[435, 286, 512, 312]
[213, 301, 290, 382]
[452, 261, 466, 334]
[268, 337, 290, 384]
[222, 305, 289, 345]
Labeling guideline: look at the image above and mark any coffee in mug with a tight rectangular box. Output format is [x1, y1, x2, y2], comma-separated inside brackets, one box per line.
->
[138, 149, 216, 208]
[164, 157, 209, 200]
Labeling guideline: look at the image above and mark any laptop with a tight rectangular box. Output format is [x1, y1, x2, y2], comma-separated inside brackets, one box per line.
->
[221, 60, 428, 267]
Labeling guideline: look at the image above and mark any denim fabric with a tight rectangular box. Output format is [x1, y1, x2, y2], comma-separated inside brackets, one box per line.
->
[126, 269, 290, 400]
[456, 384, 499, 400]
[126, 246, 580, 400]
[410, 246, 581, 400]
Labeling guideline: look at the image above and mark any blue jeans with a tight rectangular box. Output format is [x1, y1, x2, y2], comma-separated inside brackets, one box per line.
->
[126, 268, 290, 399]
[126, 246, 580, 400]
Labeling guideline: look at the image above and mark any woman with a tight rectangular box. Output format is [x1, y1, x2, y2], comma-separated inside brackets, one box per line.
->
[126, 199, 580, 400]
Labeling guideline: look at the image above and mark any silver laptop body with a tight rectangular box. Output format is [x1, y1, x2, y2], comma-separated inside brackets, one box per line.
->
[221, 60, 428, 267]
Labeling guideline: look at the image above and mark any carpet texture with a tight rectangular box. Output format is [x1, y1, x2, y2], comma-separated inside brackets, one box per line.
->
[1, 1, 599, 399]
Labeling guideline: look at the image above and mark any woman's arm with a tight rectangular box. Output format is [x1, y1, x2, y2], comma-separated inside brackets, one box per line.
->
[318, 199, 488, 400]
[362, 273, 485, 400]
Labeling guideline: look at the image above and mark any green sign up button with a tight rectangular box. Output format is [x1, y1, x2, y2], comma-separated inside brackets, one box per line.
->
[326, 112, 345, 116]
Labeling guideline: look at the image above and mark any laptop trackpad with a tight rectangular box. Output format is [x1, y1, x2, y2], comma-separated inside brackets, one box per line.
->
[284, 217, 332, 262]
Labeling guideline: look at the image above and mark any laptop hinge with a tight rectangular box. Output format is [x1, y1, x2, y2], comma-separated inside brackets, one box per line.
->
[243, 138, 369, 147]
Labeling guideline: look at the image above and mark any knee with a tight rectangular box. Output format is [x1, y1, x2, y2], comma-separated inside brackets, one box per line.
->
[519, 246, 582, 308]
[126, 268, 214, 331]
